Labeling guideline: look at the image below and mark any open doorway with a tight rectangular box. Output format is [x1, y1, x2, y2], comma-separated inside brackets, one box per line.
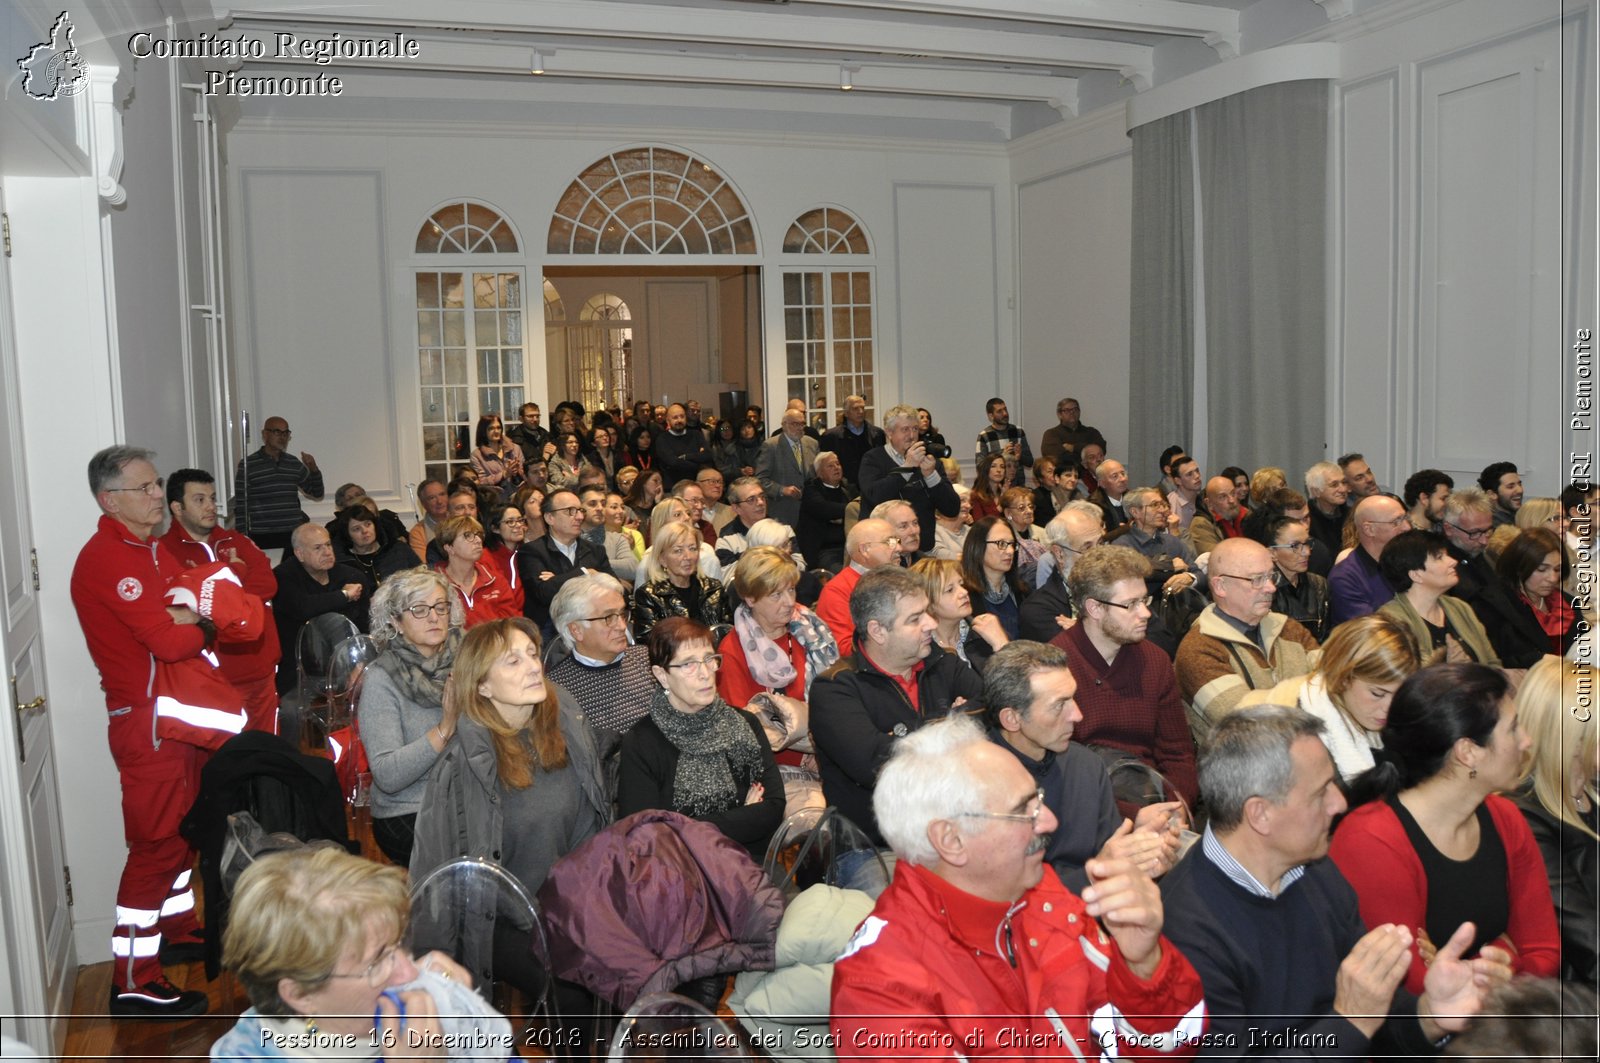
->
[543, 266, 762, 422]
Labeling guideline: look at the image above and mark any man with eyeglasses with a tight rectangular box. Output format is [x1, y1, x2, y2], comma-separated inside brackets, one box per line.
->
[1328, 494, 1411, 626]
[713, 476, 769, 568]
[695, 466, 735, 532]
[72, 446, 216, 1016]
[517, 489, 615, 639]
[547, 573, 653, 796]
[1175, 538, 1319, 739]
[1061, 545, 1200, 812]
[813, 518, 901, 655]
[1121, 486, 1200, 601]
[857, 404, 959, 556]
[1439, 487, 1497, 603]
[810, 568, 985, 847]
[1261, 515, 1331, 642]
[231, 415, 324, 550]
[1018, 504, 1100, 641]
[831, 712, 1206, 1059]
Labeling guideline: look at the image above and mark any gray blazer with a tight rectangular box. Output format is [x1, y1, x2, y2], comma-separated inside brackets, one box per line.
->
[758, 433, 820, 528]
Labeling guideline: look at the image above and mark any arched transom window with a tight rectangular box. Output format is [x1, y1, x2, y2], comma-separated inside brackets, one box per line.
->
[783, 207, 870, 254]
[415, 201, 519, 254]
[548, 147, 756, 255]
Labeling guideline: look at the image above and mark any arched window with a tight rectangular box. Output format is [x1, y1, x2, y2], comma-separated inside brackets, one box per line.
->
[780, 208, 876, 430]
[568, 293, 633, 414]
[783, 207, 870, 254]
[413, 200, 525, 481]
[415, 201, 519, 254]
[547, 147, 756, 255]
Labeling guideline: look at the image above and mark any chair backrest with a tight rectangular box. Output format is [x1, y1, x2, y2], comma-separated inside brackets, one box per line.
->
[608, 992, 749, 1060]
[409, 857, 553, 1015]
[761, 806, 890, 900]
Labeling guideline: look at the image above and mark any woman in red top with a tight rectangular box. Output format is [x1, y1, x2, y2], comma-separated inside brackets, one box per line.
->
[1330, 662, 1559, 994]
[969, 451, 1008, 522]
[484, 502, 527, 591]
[434, 515, 521, 628]
[718, 547, 839, 766]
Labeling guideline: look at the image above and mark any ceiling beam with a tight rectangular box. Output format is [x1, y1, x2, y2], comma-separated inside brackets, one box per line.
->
[796, 0, 1241, 58]
[226, 0, 1156, 82]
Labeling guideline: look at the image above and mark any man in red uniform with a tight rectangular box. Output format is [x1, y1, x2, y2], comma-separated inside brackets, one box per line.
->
[161, 468, 281, 733]
[70, 446, 211, 1018]
[831, 712, 1207, 1059]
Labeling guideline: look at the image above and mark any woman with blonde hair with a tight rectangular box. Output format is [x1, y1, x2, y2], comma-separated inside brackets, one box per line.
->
[1258, 614, 1422, 780]
[1249, 466, 1287, 508]
[212, 846, 505, 1060]
[911, 556, 1008, 673]
[718, 546, 838, 716]
[640, 496, 720, 586]
[1512, 657, 1599, 986]
[1515, 497, 1565, 535]
[633, 520, 731, 637]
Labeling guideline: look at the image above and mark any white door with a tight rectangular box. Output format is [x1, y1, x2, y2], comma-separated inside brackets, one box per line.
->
[0, 184, 74, 1054]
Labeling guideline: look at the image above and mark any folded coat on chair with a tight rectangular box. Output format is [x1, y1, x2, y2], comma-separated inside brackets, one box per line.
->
[538, 809, 786, 1010]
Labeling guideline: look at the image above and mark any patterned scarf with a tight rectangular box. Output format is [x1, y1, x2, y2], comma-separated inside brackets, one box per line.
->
[733, 603, 840, 697]
[648, 686, 764, 818]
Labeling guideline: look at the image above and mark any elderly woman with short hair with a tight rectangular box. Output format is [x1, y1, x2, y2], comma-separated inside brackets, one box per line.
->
[361, 568, 465, 866]
[632, 520, 731, 638]
[212, 846, 507, 1061]
[718, 547, 838, 733]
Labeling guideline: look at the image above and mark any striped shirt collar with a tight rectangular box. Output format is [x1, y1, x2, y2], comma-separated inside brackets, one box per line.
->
[1201, 824, 1306, 899]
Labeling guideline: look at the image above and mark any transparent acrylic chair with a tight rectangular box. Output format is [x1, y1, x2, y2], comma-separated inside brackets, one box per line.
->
[761, 806, 891, 901]
[608, 991, 750, 1061]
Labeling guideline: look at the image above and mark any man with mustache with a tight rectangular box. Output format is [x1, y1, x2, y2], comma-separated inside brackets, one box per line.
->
[831, 710, 1206, 1059]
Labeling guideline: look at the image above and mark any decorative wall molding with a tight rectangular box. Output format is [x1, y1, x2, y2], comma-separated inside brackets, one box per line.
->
[1125, 43, 1341, 131]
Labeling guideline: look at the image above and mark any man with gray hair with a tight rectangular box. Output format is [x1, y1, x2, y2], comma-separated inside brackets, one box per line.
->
[1161, 706, 1507, 1055]
[869, 498, 920, 565]
[1018, 502, 1103, 641]
[758, 406, 819, 528]
[1304, 461, 1351, 557]
[1122, 486, 1200, 600]
[271, 522, 369, 694]
[832, 712, 1206, 1057]
[819, 392, 885, 487]
[1440, 487, 1496, 602]
[857, 403, 958, 555]
[545, 573, 653, 735]
[809, 567, 984, 845]
[983, 641, 1185, 891]
[72, 446, 213, 1016]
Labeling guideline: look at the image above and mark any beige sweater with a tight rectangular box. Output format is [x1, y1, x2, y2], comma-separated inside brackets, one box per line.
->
[1175, 605, 1320, 740]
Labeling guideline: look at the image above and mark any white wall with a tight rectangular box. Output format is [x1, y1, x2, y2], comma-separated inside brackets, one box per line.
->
[1333, 0, 1590, 495]
[226, 125, 1011, 516]
[1011, 109, 1135, 475]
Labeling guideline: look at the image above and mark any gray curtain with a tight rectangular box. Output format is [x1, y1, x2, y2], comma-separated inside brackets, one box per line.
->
[1196, 81, 1329, 478]
[1128, 112, 1195, 487]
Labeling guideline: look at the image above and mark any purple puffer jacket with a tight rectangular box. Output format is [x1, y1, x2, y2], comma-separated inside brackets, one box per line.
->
[538, 809, 786, 1009]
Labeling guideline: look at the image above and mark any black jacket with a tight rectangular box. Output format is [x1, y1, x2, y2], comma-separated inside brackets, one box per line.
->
[1018, 572, 1075, 643]
[272, 557, 370, 693]
[516, 534, 614, 634]
[1512, 787, 1598, 986]
[808, 646, 985, 845]
[652, 429, 714, 488]
[857, 447, 959, 555]
[818, 422, 885, 488]
[797, 480, 854, 570]
[1470, 581, 1575, 668]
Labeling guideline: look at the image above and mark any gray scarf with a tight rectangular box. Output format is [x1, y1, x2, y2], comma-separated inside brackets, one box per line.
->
[647, 686, 763, 818]
[374, 629, 462, 706]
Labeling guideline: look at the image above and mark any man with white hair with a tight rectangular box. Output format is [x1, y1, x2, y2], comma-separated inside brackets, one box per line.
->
[1327, 494, 1411, 625]
[798, 450, 853, 571]
[1090, 457, 1133, 533]
[1439, 487, 1497, 602]
[857, 404, 959, 556]
[545, 573, 654, 738]
[758, 406, 819, 527]
[272, 522, 369, 693]
[819, 393, 885, 487]
[870, 499, 921, 565]
[830, 712, 1206, 1059]
[1304, 461, 1351, 557]
[1017, 503, 1102, 641]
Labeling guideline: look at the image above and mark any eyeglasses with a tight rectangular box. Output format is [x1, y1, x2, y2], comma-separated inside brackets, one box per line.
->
[1445, 521, 1491, 541]
[666, 654, 722, 674]
[547, 506, 581, 518]
[404, 601, 452, 619]
[1094, 595, 1153, 611]
[454, 532, 484, 542]
[986, 539, 1018, 551]
[500, 517, 528, 527]
[866, 537, 902, 549]
[108, 478, 165, 496]
[1059, 538, 1105, 556]
[264, 428, 293, 437]
[582, 610, 629, 627]
[735, 495, 764, 506]
[326, 936, 408, 989]
[1214, 571, 1281, 590]
[959, 788, 1047, 826]
[1134, 500, 1171, 511]
[1267, 540, 1313, 554]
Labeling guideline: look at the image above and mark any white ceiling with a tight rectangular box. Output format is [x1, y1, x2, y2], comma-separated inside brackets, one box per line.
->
[47, 0, 1364, 141]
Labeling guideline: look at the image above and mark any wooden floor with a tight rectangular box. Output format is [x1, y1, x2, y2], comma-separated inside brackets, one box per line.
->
[58, 956, 251, 1063]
